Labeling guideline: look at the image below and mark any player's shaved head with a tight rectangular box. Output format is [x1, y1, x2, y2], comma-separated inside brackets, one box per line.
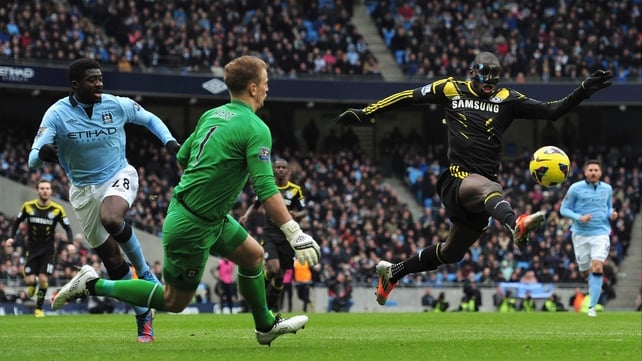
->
[473, 52, 500, 66]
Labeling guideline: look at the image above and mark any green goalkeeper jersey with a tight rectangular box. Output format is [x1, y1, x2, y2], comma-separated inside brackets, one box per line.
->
[174, 99, 279, 222]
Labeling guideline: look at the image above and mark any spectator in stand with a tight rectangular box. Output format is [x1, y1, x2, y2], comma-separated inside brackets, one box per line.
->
[327, 271, 353, 312]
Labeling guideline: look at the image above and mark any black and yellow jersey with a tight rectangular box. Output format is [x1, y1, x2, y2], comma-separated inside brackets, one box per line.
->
[259, 181, 306, 236]
[363, 77, 585, 180]
[11, 199, 73, 251]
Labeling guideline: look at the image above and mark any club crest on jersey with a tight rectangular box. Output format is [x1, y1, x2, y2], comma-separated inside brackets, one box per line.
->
[489, 96, 502, 103]
[102, 112, 113, 124]
[285, 190, 294, 199]
[258, 147, 270, 161]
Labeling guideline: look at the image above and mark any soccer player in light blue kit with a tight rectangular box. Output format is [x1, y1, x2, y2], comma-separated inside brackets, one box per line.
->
[560, 159, 618, 317]
[28, 58, 180, 342]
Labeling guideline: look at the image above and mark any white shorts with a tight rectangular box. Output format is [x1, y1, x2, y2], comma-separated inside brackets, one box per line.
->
[69, 165, 139, 248]
[571, 233, 610, 272]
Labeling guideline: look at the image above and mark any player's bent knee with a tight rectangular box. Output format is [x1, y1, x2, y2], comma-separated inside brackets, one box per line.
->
[100, 214, 126, 234]
[440, 250, 466, 264]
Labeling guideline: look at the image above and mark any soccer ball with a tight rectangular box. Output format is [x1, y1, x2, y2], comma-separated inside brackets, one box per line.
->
[529, 146, 570, 187]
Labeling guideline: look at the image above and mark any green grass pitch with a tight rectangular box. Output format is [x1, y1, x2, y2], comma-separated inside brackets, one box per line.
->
[2, 312, 640, 361]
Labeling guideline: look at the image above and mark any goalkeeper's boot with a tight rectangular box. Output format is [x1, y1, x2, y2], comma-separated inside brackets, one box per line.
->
[27, 285, 36, 298]
[136, 309, 155, 343]
[375, 260, 397, 306]
[51, 265, 98, 310]
[255, 313, 308, 346]
[512, 211, 546, 247]
[34, 309, 45, 318]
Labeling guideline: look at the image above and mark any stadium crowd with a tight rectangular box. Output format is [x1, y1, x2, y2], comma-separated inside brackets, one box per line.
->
[0, 0, 382, 78]
[369, 0, 641, 81]
[1, 124, 639, 307]
[1, 0, 640, 81]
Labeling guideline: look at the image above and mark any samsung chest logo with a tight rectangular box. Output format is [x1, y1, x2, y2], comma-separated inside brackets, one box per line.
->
[451, 99, 500, 113]
[29, 216, 54, 226]
[67, 127, 117, 140]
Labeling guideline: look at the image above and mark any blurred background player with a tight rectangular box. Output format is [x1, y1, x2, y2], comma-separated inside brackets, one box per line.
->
[561, 160, 618, 317]
[334, 51, 612, 307]
[28, 58, 180, 341]
[6, 179, 73, 318]
[239, 159, 307, 312]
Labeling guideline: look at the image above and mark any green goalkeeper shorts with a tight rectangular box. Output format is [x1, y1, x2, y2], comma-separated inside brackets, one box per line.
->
[161, 199, 247, 291]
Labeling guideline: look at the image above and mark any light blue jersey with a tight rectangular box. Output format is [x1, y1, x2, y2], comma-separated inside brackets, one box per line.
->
[560, 180, 613, 236]
[29, 94, 175, 186]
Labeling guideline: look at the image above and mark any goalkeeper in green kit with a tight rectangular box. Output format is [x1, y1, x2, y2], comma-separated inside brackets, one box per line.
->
[52, 55, 321, 346]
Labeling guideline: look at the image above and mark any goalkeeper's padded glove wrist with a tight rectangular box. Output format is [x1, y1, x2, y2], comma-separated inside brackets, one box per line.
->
[280, 219, 302, 241]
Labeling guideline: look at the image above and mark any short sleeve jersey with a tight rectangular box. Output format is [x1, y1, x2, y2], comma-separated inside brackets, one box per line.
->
[16, 200, 71, 252]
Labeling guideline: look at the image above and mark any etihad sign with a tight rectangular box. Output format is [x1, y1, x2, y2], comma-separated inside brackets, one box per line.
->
[0, 66, 35, 82]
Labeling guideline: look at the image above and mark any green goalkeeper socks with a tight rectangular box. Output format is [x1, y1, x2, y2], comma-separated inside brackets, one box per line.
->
[238, 263, 275, 331]
[95, 279, 165, 310]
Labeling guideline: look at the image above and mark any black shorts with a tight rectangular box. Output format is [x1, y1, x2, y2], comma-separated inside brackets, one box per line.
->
[24, 249, 55, 276]
[261, 232, 295, 270]
[437, 170, 491, 231]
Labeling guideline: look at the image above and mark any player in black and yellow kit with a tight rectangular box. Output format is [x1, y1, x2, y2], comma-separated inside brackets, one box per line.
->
[239, 159, 307, 312]
[7, 180, 73, 317]
[334, 51, 612, 306]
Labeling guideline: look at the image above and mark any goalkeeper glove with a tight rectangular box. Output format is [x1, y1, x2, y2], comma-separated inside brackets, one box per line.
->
[580, 70, 612, 97]
[280, 220, 320, 266]
[38, 143, 59, 163]
[165, 140, 181, 155]
[333, 108, 375, 126]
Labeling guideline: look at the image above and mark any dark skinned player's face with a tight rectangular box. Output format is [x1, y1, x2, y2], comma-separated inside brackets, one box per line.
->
[73, 68, 103, 104]
[470, 62, 502, 98]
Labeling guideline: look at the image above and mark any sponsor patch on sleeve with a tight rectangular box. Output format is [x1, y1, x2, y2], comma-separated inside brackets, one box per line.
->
[420, 83, 433, 96]
[258, 147, 271, 161]
[133, 101, 141, 111]
[36, 127, 46, 137]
